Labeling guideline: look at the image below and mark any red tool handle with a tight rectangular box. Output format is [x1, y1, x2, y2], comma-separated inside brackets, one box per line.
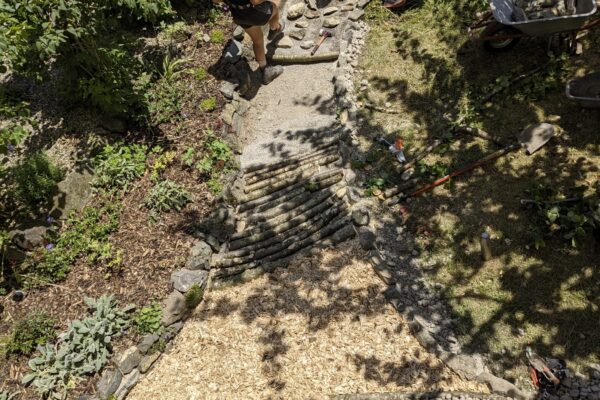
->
[409, 143, 519, 198]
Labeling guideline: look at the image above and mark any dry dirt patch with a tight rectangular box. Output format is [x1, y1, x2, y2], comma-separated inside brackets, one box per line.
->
[128, 243, 486, 400]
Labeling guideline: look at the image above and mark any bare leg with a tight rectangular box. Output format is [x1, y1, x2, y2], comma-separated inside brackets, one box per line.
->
[268, 0, 281, 30]
[244, 25, 266, 66]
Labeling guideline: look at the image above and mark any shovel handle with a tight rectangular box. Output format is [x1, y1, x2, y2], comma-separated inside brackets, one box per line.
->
[311, 35, 327, 56]
[409, 143, 519, 198]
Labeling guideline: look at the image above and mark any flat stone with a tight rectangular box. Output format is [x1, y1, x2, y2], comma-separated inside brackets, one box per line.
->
[162, 290, 189, 326]
[118, 347, 142, 375]
[323, 6, 338, 15]
[358, 227, 376, 250]
[96, 368, 122, 399]
[357, 0, 371, 8]
[477, 372, 529, 399]
[288, 29, 306, 40]
[300, 40, 314, 49]
[170, 269, 208, 293]
[50, 167, 94, 219]
[185, 240, 212, 270]
[295, 20, 309, 28]
[306, 0, 317, 10]
[287, 2, 306, 19]
[114, 369, 140, 400]
[10, 226, 49, 251]
[138, 352, 160, 373]
[351, 208, 369, 226]
[323, 16, 342, 28]
[342, 4, 355, 11]
[137, 333, 159, 354]
[277, 36, 294, 48]
[348, 9, 365, 21]
[219, 81, 237, 100]
[233, 25, 245, 41]
[443, 353, 486, 380]
[304, 9, 320, 18]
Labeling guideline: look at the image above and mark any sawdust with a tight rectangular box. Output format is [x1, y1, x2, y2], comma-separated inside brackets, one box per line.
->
[127, 242, 487, 400]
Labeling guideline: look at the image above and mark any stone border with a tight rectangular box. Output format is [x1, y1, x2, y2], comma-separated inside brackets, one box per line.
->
[330, 12, 533, 400]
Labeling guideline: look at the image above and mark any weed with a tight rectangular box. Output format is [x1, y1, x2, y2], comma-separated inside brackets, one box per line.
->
[207, 176, 223, 195]
[200, 97, 217, 112]
[210, 29, 225, 44]
[133, 303, 163, 334]
[147, 79, 184, 125]
[160, 53, 192, 82]
[194, 67, 207, 82]
[365, 177, 386, 197]
[181, 147, 196, 168]
[21, 201, 121, 286]
[145, 180, 192, 218]
[306, 182, 318, 192]
[11, 152, 64, 212]
[159, 21, 190, 42]
[185, 283, 204, 308]
[0, 124, 27, 155]
[150, 150, 176, 182]
[5, 312, 56, 356]
[416, 160, 449, 179]
[93, 143, 147, 191]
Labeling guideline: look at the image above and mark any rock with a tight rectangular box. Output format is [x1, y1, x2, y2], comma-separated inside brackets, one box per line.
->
[323, 16, 342, 28]
[223, 40, 243, 62]
[118, 347, 142, 375]
[349, 9, 365, 21]
[358, 227, 376, 250]
[277, 36, 294, 48]
[323, 6, 338, 15]
[100, 117, 127, 133]
[295, 20, 309, 28]
[300, 40, 314, 49]
[560, 395, 572, 400]
[50, 168, 94, 220]
[477, 372, 529, 399]
[170, 269, 208, 293]
[96, 369, 122, 400]
[288, 29, 306, 40]
[185, 240, 213, 270]
[357, 0, 371, 8]
[342, 4, 355, 11]
[137, 333, 159, 354]
[352, 208, 369, 226]
[306, 0, 317, 10]
[114, 369, 140, 400]
[443, 354, 487, 380]
[287, 2, 306, 19]
[169, 321, 184, 333]
[138, 352, 160, 373]
[162, 290, 189, 326]
[304, 9, 320, 18]
[10, 226, 49, 251]
[202, 33, 210, 42]
[233, 25, 244, 41]
[401, 169, 414, 181]
[219, 81, 237, 100]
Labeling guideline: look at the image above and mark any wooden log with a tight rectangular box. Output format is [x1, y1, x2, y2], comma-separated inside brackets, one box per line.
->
[270, 51, 340, 64]
[243, 141, 337, 174]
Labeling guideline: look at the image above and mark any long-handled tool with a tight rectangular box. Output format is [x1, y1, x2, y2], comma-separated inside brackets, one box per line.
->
[311, 29, 333, 56]
[401, 123, 555, 200]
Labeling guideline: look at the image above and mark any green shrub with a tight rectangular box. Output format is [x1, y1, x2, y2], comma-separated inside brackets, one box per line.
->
[6, 312, 56, 356]
[133, 303, 162, 334]
[145, 180, 192, 218]
[147, 79, 184, 125]
[22, 295, 133, 399]
[12, 153, 64, 212]
[181, 147, 196, 168]
[0, 124, 27, 155]
[185, 283, 204, 308]
[93, 143, 147, 191]
[159, 21, 190, 42]
[194, 67, 207, 82]
[22, 202, 121, 286]
[207, 177, 223, 195]
[194, 133, 235, 195]
[210, 29, 225, 44]
[150, 150, 176, 182]
[200, 97, 217, 112]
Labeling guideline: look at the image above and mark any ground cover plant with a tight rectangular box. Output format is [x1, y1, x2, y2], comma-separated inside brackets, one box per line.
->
[0, 1, 232, 396]
[357, 0, 600, 387]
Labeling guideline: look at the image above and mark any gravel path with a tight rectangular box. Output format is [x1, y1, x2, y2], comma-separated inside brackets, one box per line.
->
[127, 243, 488, 400]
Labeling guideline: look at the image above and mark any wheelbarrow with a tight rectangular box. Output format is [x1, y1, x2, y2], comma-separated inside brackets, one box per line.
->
[470, 0, 599, 52]
[565, 71, 600, 108]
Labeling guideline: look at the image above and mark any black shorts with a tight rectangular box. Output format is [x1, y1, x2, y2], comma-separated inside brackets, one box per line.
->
[231, 2, 273, 29]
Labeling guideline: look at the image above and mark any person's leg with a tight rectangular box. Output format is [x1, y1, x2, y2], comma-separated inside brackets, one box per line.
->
[244, 25, 283, 84]
[268, 0, 281, 31]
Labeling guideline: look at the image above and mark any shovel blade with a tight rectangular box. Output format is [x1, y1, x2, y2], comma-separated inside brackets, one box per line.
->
[518, 123, 555, 155]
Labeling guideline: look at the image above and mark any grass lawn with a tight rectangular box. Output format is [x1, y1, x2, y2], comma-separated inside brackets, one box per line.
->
[355, 0, 600, 387]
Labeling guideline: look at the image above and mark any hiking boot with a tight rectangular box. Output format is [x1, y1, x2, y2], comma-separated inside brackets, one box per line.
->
[267, 20, 285, 41]
[261, 65, 283, 85]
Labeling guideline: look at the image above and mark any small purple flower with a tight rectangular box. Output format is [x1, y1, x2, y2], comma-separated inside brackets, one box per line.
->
[45, 243, 54, 250]
[46, 216, 54, 224]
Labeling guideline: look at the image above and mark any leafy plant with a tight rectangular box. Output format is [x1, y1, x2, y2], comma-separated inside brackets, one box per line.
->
[365, 177, 386, 197]
[181, 147, 196, 168]
[22, 202, 121, 286]
[0, 124, 27, 155]
[416, 160, 449, 179]
[11, 152, 64, 212]
[93, 143, 147, 191]
[200, 97, 217, 112]
[209, 29, 225, 44]
[22, 295, 133, 399]
[150, 150, 176, 181]
[159, 21, 190, 42]
[207, 177, 223, 195]
[6, 312, 56, 356]
[145, 180, 192, 217]
[185, 283, 204, 308]
[160, 53, 192, 82]
[132, 303, 162, 334]
[194, 67, 207, 82]
[146, 79, 184, 125]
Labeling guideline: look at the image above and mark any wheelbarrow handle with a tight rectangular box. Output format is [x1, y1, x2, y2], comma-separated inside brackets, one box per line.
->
[408, 143, 520, 198]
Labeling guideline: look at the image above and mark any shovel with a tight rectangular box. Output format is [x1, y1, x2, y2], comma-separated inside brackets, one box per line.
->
[404, 123, 554, 199]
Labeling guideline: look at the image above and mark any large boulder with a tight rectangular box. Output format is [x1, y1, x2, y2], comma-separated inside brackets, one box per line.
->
[185, 240, 213, 270]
